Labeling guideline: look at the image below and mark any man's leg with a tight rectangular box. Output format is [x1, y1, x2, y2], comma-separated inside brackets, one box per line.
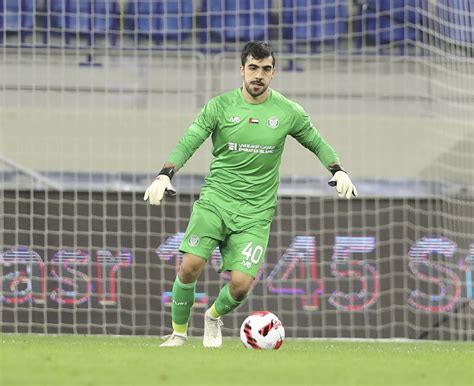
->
[204, 271, 254, 348]
[161, 253, 206, 347]
[204, 218, 270, 347]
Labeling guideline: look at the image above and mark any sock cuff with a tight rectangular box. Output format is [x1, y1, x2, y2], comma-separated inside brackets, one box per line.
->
[172, 321, 188, 335]
[175, 275, 196, 290]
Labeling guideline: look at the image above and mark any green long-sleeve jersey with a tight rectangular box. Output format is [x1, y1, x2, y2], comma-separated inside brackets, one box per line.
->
[167, 88, 339, 221]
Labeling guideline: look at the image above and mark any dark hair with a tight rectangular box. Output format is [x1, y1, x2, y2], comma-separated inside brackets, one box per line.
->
[241, 41, 275, 67]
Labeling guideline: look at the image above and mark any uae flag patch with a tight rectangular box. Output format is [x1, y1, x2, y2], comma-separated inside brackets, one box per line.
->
[249, 118, 260, 124]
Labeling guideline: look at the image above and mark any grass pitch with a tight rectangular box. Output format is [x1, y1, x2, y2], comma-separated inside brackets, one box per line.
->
[1, 334, 473, 386]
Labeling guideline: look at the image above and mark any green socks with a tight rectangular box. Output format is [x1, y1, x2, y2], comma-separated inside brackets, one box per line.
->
[171, 279, 245, 333]
[171, 276, 196, 335]
[211, 284, 245, 318]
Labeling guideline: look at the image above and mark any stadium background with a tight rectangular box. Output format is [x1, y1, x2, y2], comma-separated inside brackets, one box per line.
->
[1, 0, 473, 341]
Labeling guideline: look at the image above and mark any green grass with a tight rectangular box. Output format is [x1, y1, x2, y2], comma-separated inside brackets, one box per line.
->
[1, 335, 473, 386]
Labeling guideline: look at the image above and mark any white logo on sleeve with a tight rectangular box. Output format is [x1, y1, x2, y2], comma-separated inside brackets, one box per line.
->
[267, 117, 279, 129]
[188, 235, 200, 247]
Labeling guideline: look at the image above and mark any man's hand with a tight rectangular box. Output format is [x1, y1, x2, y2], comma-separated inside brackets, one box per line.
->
[328, 170, 358, 199]
[144, 174, 176, 206]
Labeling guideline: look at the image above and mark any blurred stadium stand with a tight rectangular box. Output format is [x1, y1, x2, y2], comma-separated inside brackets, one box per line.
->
[437, 0, 473, 45]
[124, 0, 193, 45]
[45, 0, 119, 46]
[198, 0, 272, 46]
[1, 0, 472, 53]
[0, 0, 37, 44]
[354, 0, 428, 51]
[281, 0, 348, 52]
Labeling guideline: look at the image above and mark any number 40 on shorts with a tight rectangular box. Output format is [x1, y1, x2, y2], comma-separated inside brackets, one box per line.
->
[241, 242, 264, 269]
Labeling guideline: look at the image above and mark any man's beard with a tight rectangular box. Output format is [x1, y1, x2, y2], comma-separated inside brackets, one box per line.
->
[245, 81, 267, 97]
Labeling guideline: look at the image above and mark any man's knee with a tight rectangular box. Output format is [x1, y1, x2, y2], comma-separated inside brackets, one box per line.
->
[229, 274, 254, 301]
[178, 254, 206, 283]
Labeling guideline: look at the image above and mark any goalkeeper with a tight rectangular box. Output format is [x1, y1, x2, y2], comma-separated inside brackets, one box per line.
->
[144, 41, 357, 348]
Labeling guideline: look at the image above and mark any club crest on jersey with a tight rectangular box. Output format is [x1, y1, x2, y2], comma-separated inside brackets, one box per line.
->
[228, 116, 241, 123]
[249, 118, 259, 124]
[188, 235, 200, 247]
[267, 116, 279, 129]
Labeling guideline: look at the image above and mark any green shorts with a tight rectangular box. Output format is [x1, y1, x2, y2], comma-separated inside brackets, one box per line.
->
[179, 199, 271, 278]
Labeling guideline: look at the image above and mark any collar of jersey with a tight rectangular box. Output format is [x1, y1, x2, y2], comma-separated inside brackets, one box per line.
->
[238, 87, 273, 106]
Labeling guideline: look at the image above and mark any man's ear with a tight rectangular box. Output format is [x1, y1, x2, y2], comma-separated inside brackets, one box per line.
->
[240, 65, 244, 76]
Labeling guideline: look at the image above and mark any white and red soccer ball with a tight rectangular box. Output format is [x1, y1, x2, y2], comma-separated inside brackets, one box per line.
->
[240, 311, 285, 350]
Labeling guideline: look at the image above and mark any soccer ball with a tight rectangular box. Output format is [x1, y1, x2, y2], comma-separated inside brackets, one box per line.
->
[240, 311, 285, 350]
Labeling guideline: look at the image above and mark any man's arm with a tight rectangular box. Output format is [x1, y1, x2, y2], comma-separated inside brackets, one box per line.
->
[290, 107, 357, 199]
[144, 100, 218, 206]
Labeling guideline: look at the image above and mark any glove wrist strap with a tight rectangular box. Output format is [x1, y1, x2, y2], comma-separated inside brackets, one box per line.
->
[157, 167, 175, 180]
[329, 165, 346, 176]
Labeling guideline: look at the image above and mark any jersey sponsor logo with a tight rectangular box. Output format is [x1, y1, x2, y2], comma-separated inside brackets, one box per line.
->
[249, 118, 259, 124]
[227, 142, 275, 154]
[228, 116, 241, 123]
[267, 116, 279, 129]
[188, 235, 200, 247]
